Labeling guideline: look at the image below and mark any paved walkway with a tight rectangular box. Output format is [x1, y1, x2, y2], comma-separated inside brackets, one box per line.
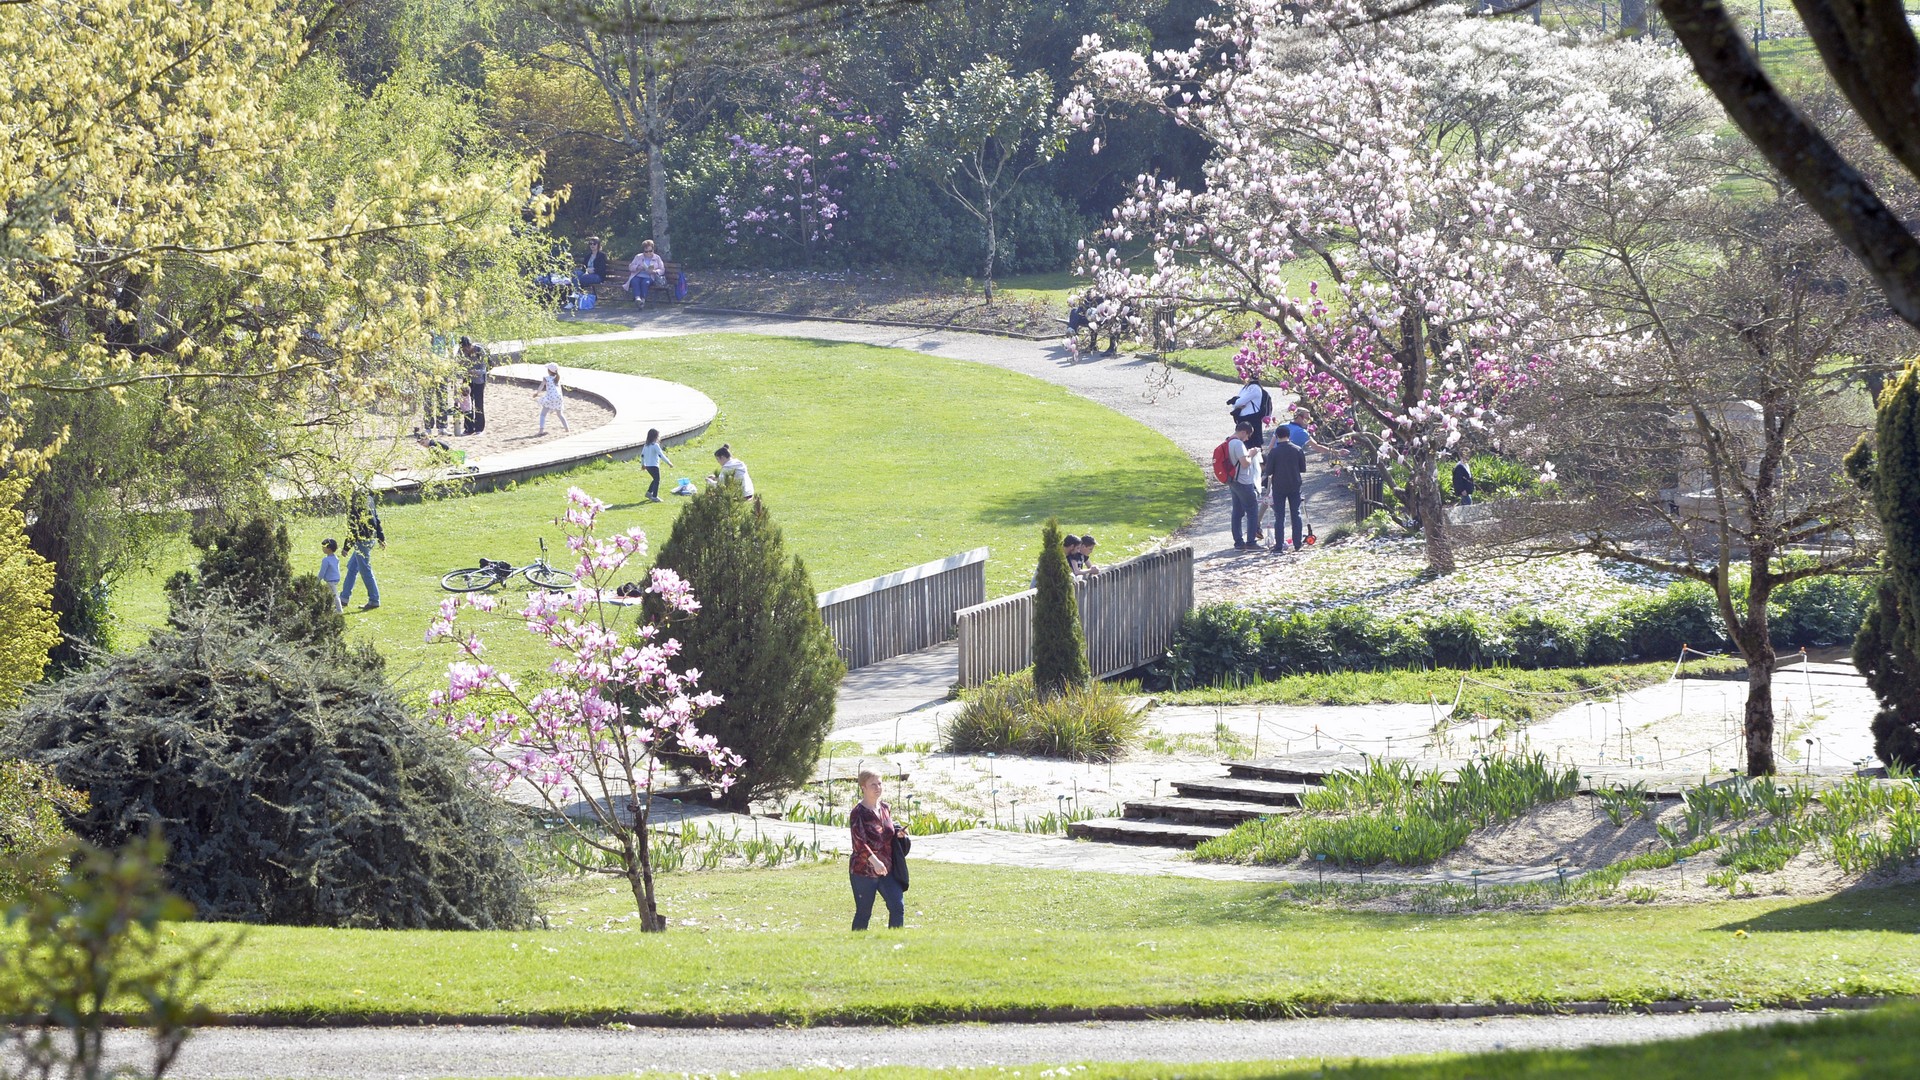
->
[132, 1011, 1824, 1078]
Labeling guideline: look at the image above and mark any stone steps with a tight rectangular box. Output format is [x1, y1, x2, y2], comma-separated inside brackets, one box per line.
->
[1067, 817, 1232, 847]
[1171, 776, 1314, 807]
[1123, 796, 1295, 826]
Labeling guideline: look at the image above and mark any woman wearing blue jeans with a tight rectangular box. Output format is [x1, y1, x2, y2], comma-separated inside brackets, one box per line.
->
[849, 770, 906, 930]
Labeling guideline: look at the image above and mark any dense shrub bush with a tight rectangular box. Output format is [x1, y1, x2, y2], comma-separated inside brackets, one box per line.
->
[1501, 609, 1590, 669]
[1768, 574, 1877, 649]
[1161, 571, 1881, 689]
[943, 671, 1141, 761]
[0, 608, 537, 929]
[1, 524, 534, 930]
[646, 484, 844, 810]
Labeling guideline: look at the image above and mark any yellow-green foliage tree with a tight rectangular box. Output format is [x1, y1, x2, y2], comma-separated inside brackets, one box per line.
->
[0, 481, 57, 705]
[0, 0, 552, 655]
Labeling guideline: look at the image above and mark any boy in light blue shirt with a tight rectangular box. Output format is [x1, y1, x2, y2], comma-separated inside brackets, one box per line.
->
[319, 538, 343, 611]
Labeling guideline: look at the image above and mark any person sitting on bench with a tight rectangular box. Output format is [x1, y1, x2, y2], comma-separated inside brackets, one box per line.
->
[625, 240, 666, 305]
[573, 236, 609, 287]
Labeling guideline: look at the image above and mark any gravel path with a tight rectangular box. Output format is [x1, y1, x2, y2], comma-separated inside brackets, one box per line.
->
[127, 1011, 1823, 1078]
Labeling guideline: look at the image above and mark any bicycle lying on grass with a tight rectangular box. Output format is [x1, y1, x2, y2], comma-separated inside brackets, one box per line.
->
[440, 538, 577, 592]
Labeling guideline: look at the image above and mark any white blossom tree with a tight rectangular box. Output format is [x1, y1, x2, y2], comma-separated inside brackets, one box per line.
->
[1064, 2, 1698, 572]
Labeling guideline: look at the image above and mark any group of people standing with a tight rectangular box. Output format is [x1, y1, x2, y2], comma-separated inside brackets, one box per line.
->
[1224, 377, 1322, 553]
[422, 337, 492, 438]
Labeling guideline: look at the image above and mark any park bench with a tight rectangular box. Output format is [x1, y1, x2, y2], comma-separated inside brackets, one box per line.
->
[587, 261, 688, 309]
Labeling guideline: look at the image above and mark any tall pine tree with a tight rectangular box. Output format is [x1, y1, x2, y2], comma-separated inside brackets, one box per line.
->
[646, 487, 843, 810]
[1853, 361, 1920, 767]
[1031, 518, 1089, 698]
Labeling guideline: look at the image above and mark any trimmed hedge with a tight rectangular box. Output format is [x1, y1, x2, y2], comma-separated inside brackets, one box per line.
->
[1161, 575, 1878, 689]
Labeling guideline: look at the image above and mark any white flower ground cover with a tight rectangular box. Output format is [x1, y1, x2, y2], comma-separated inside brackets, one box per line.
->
[1210, 538, 1677, 620]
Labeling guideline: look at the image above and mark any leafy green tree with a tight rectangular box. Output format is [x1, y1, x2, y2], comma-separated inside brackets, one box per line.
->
[903, 57, 1065, 302]
[1031, 518, 1089, 698]
[0, 760, 85, 906]
[0, 479, 57, 703]
[2, 0, 550, 658]
[1852, 361, 1920, 768]
[646, 485, 843, 810]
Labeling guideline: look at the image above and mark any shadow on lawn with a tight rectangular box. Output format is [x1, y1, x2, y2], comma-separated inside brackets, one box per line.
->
[1715, 882, 1920, 934]
[970, 464, 1202, 536]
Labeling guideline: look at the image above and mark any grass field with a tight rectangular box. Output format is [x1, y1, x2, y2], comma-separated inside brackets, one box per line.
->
[1156, 660, 1746, 726]
[539, 1001, 1920, 1079]
[111, 333, 1203, 682]
[95, 863, 1920, 1022]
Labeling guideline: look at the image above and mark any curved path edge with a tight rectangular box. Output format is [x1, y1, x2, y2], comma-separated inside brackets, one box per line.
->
[375, 362, 715, 496]
[120, 1006, 1869, 1079]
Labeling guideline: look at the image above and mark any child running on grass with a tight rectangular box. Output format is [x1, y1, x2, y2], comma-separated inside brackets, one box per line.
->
[640, 429, 672, 503]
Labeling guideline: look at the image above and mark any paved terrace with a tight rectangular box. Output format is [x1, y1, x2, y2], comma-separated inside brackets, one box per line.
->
[374, 362, 715, 494]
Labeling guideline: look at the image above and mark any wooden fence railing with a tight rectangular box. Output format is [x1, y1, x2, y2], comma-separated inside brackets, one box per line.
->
[953, 544, 1194, 688]
[815, 547, 988, 671]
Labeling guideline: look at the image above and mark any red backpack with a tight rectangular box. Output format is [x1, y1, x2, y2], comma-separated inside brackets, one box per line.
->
[1211, 440, 1236, 484]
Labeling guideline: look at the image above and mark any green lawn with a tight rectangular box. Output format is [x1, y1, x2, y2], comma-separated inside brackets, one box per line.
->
[1157, 660, 1747, 726]
[112, 333, 1203, 682]
[558, 1001, 1920, 1079]
[114, 863, 1920, 1022]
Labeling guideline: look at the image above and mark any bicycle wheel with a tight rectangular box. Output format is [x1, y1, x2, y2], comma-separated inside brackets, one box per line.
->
[523, 564, 576, 591]
[441, 568, 500, 592]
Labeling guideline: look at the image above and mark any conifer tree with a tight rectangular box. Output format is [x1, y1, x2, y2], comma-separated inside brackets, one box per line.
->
[1031, 518, 1089, 698]
[164, 516, 346, 653]
[647, 487, 843, 810]
[1854, 362, 1920, 767]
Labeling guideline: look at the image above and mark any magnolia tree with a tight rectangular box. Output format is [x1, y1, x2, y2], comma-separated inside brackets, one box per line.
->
[903, 57, 1066, 302]
[428, 489, 739, 931]
[717, 73, 891, 261]
[1065, 2, 1691, 571]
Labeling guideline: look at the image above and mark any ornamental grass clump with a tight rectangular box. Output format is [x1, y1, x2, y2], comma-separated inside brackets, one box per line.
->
[1195, 753, 1578, 868]
[943, 671, 1140, 761]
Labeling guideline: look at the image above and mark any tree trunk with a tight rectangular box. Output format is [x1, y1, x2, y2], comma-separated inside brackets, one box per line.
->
[1620, 0, 1649, 36]
[641, 33, 671, 261]
[623, 800, 666, 931]
[1409, 457, 1455, 574]
[646, 135, 671, 261]
[1743, 643, 1778, 775]
[982, 197, 997, 305]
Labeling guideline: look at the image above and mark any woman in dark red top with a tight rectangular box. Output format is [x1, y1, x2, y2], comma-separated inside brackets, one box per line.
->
[849, 770, 906, 930]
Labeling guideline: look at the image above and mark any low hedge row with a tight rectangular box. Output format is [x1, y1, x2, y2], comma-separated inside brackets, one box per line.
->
[1161, 574, 1877, 690]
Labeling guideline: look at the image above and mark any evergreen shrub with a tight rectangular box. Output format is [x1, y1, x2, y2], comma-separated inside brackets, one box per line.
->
[1, 519, 534, 929]
[1031, 519, 1089, 698]
[0, 608, 537, 929]
[1854, 361, 1920, 768]
[646, 486, 844, 810]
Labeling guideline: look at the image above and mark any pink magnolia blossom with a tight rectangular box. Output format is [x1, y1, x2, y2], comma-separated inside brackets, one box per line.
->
[428, 489, 737, 930]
